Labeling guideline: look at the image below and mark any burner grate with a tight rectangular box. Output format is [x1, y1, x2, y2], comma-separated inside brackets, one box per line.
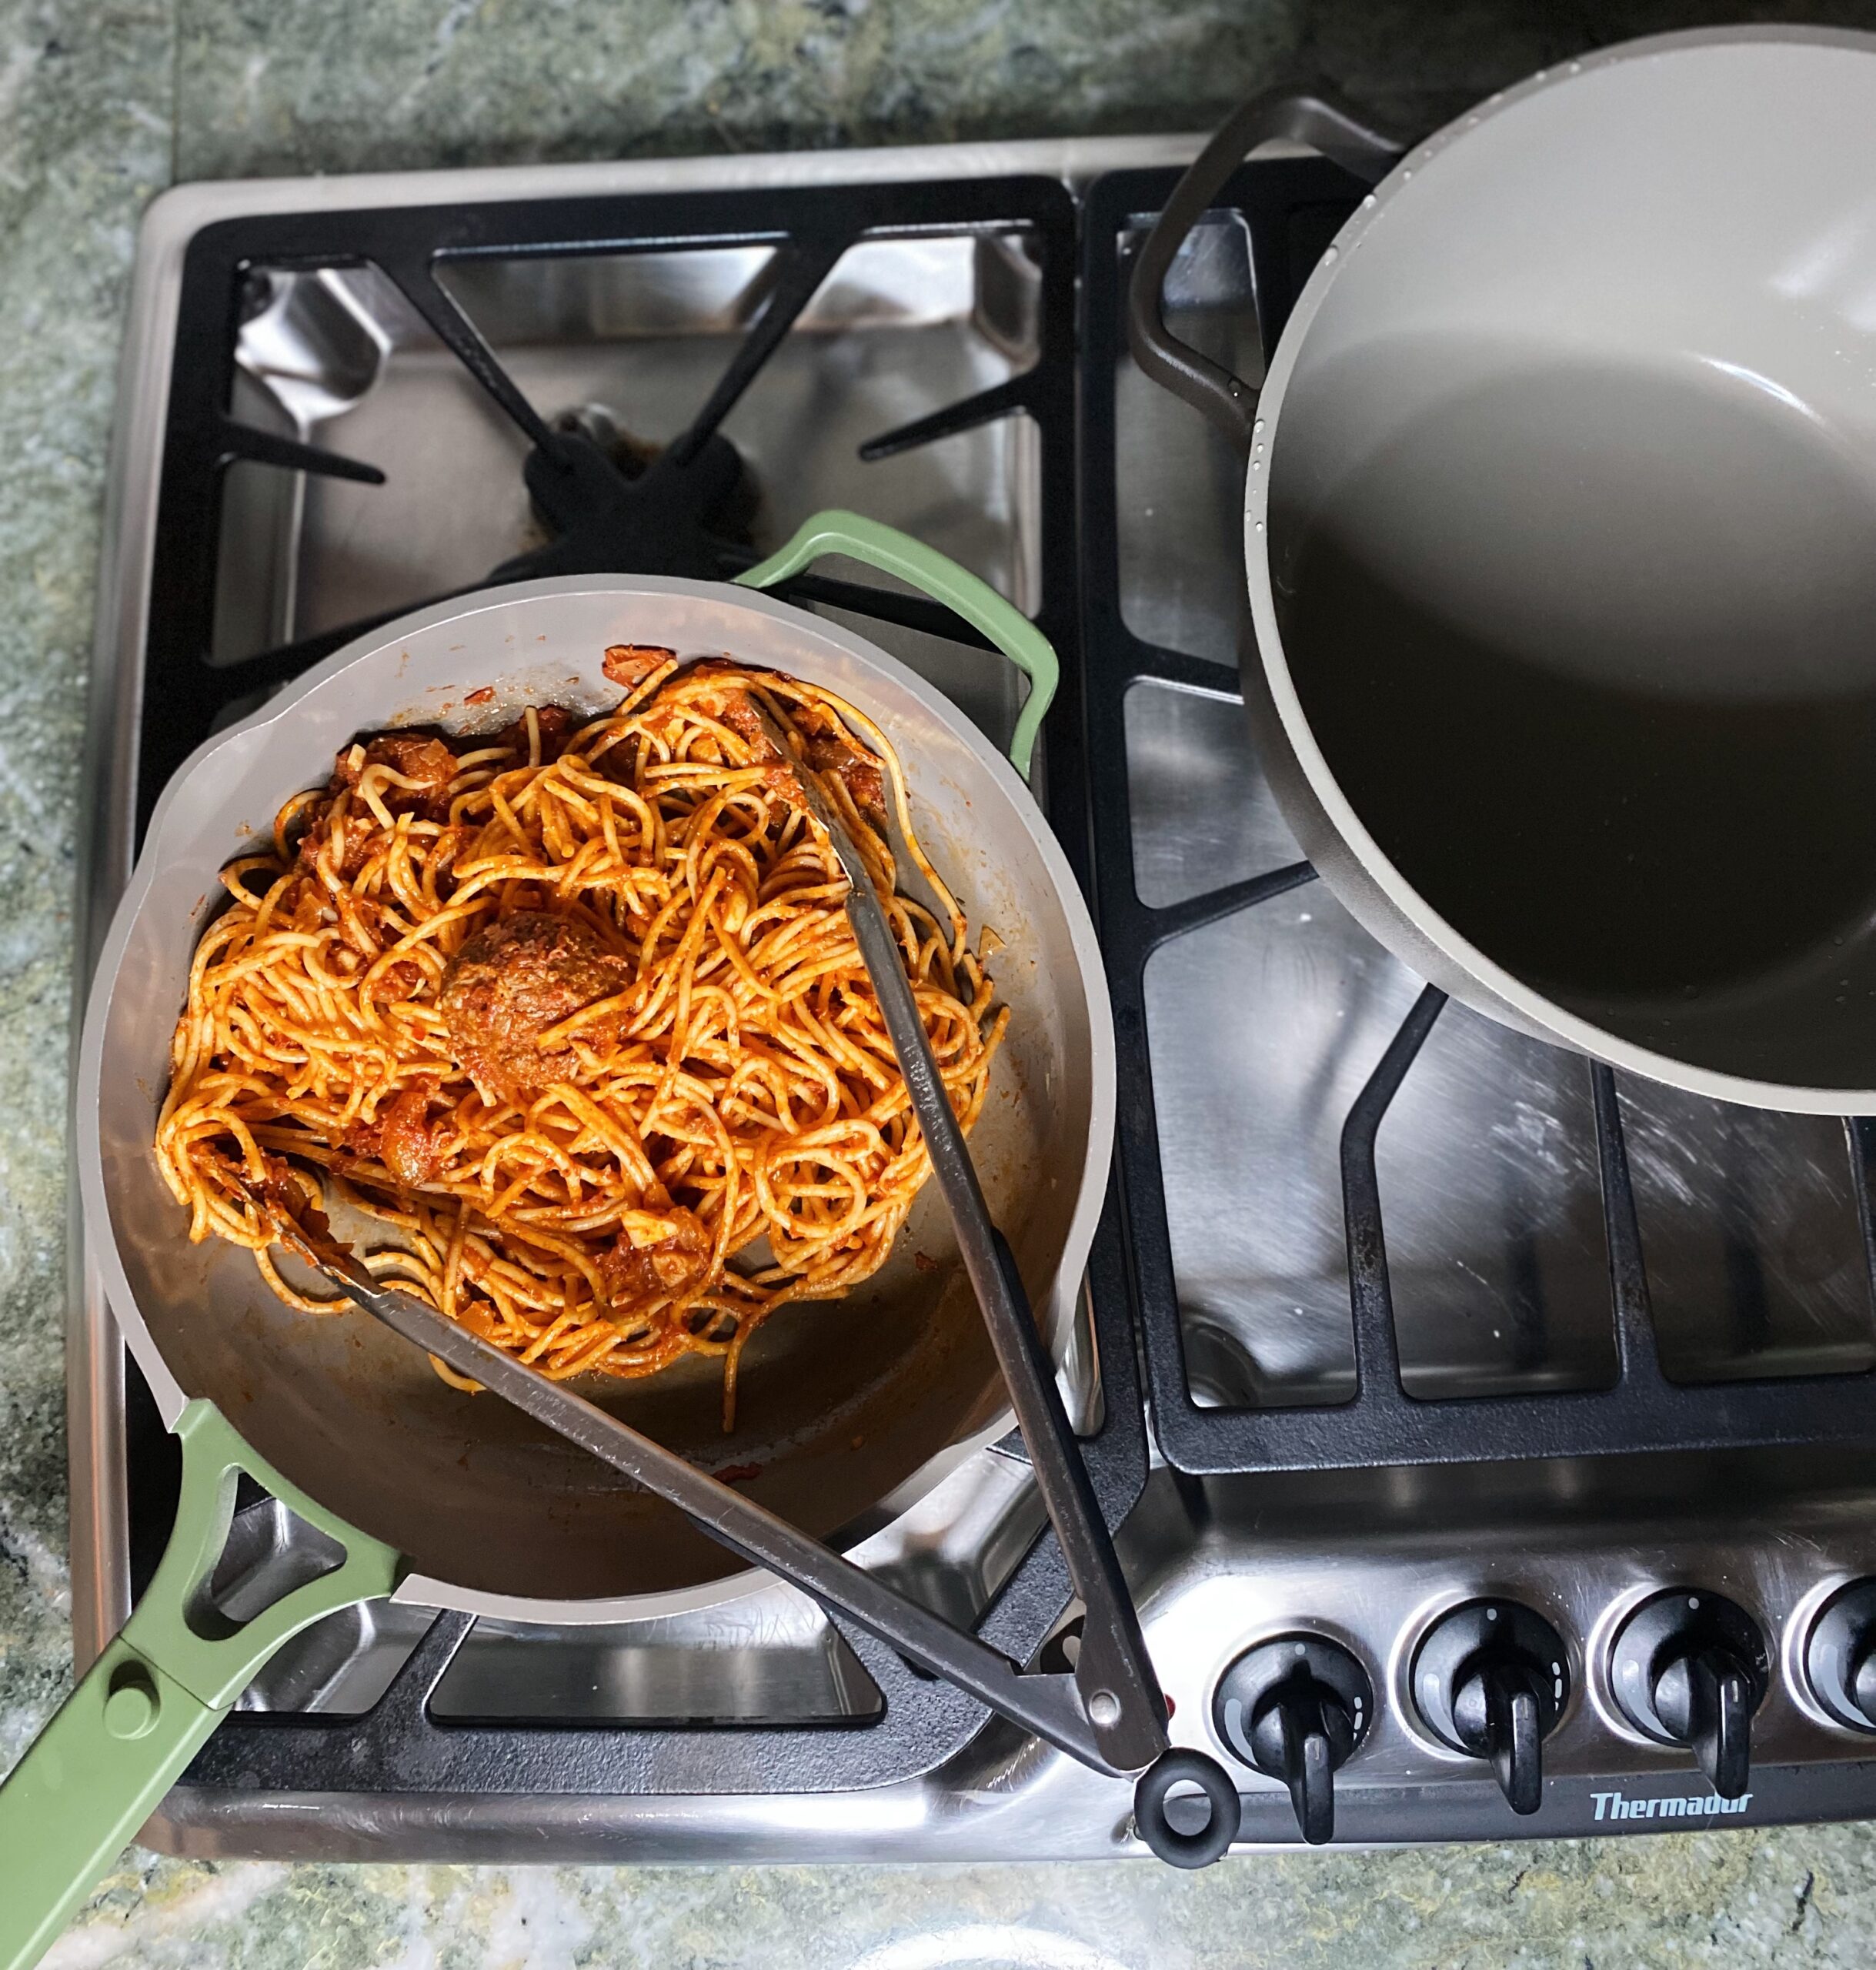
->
[1080, 159, 1876, 1478]
[143, 176, 1077, 837]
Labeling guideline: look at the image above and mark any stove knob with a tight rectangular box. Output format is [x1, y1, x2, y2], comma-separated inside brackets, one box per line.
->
[1608, 1589, 1768, 1799]
[1803, 1579, 1876, 1732]
[1212, 1634, 1373, 1845]
[1410, 1599, 1570, 1815]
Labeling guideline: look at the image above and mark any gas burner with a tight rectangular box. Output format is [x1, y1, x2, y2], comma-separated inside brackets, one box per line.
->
[499, 401, 760, 582]
[147, 179, 1077, 841]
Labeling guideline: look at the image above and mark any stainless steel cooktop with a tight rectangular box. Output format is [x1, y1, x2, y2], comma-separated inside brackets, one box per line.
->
[72, 132, 1876, 1862]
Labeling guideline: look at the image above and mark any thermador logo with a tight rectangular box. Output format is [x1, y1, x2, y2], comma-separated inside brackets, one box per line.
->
[1591, 1788, 1751, 1821]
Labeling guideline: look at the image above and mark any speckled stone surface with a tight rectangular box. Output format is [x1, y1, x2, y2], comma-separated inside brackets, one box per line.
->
[0, 0, 171, 1781]
[13, 2, 1876, 1964]
[37, 1831, 1876, 1968]
[167, 0, 1876, 178]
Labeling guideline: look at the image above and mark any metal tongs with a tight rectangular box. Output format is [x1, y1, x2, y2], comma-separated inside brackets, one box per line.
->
[272, 706, 1240, 1865]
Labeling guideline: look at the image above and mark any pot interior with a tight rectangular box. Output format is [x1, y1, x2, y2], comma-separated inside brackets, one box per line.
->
[1267, 35, 1876, 1093]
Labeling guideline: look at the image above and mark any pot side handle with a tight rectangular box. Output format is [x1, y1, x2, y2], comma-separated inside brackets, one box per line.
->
[0, 1401, 402, 1970]
[1127, 87, 1401, 452]
[735, 509, 1059, 782]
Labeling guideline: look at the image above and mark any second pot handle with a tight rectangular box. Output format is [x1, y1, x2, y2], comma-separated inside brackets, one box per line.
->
[736, 509, 1059, 781]
[1127, 88, 1401, 452]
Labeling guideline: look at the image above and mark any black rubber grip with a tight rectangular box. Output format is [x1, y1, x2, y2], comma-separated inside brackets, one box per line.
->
[1133, 1748, 1242, 1868]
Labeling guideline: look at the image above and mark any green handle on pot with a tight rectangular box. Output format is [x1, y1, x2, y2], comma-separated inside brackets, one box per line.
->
[736, 509, 1060, 780]
[0, 1400, 402, 1970]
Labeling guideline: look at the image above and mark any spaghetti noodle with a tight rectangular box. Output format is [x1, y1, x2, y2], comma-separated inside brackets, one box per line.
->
[155, 653, 1007, 1427]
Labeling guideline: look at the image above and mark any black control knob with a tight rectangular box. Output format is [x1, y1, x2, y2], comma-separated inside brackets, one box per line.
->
[1803, 1579, 1876, 1733]
[1410, 1599, 1570, 1815]
[1608, 1589, 1768, 1800]
[1212, 1634, 1373, 1845]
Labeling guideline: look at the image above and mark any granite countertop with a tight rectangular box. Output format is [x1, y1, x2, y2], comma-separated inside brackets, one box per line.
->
[8, 2, 1876, 1963]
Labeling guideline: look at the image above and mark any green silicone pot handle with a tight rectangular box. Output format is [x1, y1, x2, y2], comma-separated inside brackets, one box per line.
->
[0, 1400, 402, 1970]
[734, 509, 1060, 780]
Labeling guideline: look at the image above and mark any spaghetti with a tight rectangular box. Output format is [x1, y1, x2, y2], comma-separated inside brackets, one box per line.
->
[155, 653, 1007, 1427]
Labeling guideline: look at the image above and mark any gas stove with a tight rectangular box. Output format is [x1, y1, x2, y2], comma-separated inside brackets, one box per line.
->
[72, 130, 1876, 1862]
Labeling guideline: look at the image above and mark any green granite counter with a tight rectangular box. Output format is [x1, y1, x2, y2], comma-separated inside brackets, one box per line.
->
[8, 2, 1876, 1962]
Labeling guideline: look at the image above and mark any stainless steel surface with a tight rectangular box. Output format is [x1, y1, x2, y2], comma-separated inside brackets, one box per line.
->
[1140, 1454, 1876, 1832]
[150, 1455, 1876, 1858]
[1234, 28, 1876, 1113]
[75, 125, 1876, 1867]
[1133, 674, 1618, 1407]
[1129, 679, 1876, 1413]
[217, 237, 1043, 697]
[1114, 216, 1261, 672]
[235, 1439, 1047, 1724]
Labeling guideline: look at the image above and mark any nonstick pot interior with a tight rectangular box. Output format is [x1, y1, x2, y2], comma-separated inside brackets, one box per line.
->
[1257, 32, 1876, 1102]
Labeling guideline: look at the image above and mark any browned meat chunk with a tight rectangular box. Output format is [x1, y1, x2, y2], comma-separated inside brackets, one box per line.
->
[298, 733, 462, 874]
[486, 703, 580, 766]
[687, 670, 886, 817]
[212, 1150, 344, 1266]
[599, 1207, 712, 1315]
[342, 1086, 447, 1183]
[297, 816, 376, 882]
[603, 644, 676, 690]
[804, 730, 884, 819]
[786, 699, 882, 819]
[345, 733, 459, 800]
[438, 911, 630, 1103]
[379, 1086, 448, 1186]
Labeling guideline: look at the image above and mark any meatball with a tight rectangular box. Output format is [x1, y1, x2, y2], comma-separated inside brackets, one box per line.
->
[439, 912, 631, 1104]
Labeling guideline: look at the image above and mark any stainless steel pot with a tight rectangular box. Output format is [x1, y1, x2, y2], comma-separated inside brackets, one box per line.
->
[1132, 28, 1876, 1114]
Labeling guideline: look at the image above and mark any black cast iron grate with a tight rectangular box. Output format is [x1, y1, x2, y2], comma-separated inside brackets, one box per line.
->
[1080, 159, 1876, 1478]
[128, 169, 1147, 1797]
